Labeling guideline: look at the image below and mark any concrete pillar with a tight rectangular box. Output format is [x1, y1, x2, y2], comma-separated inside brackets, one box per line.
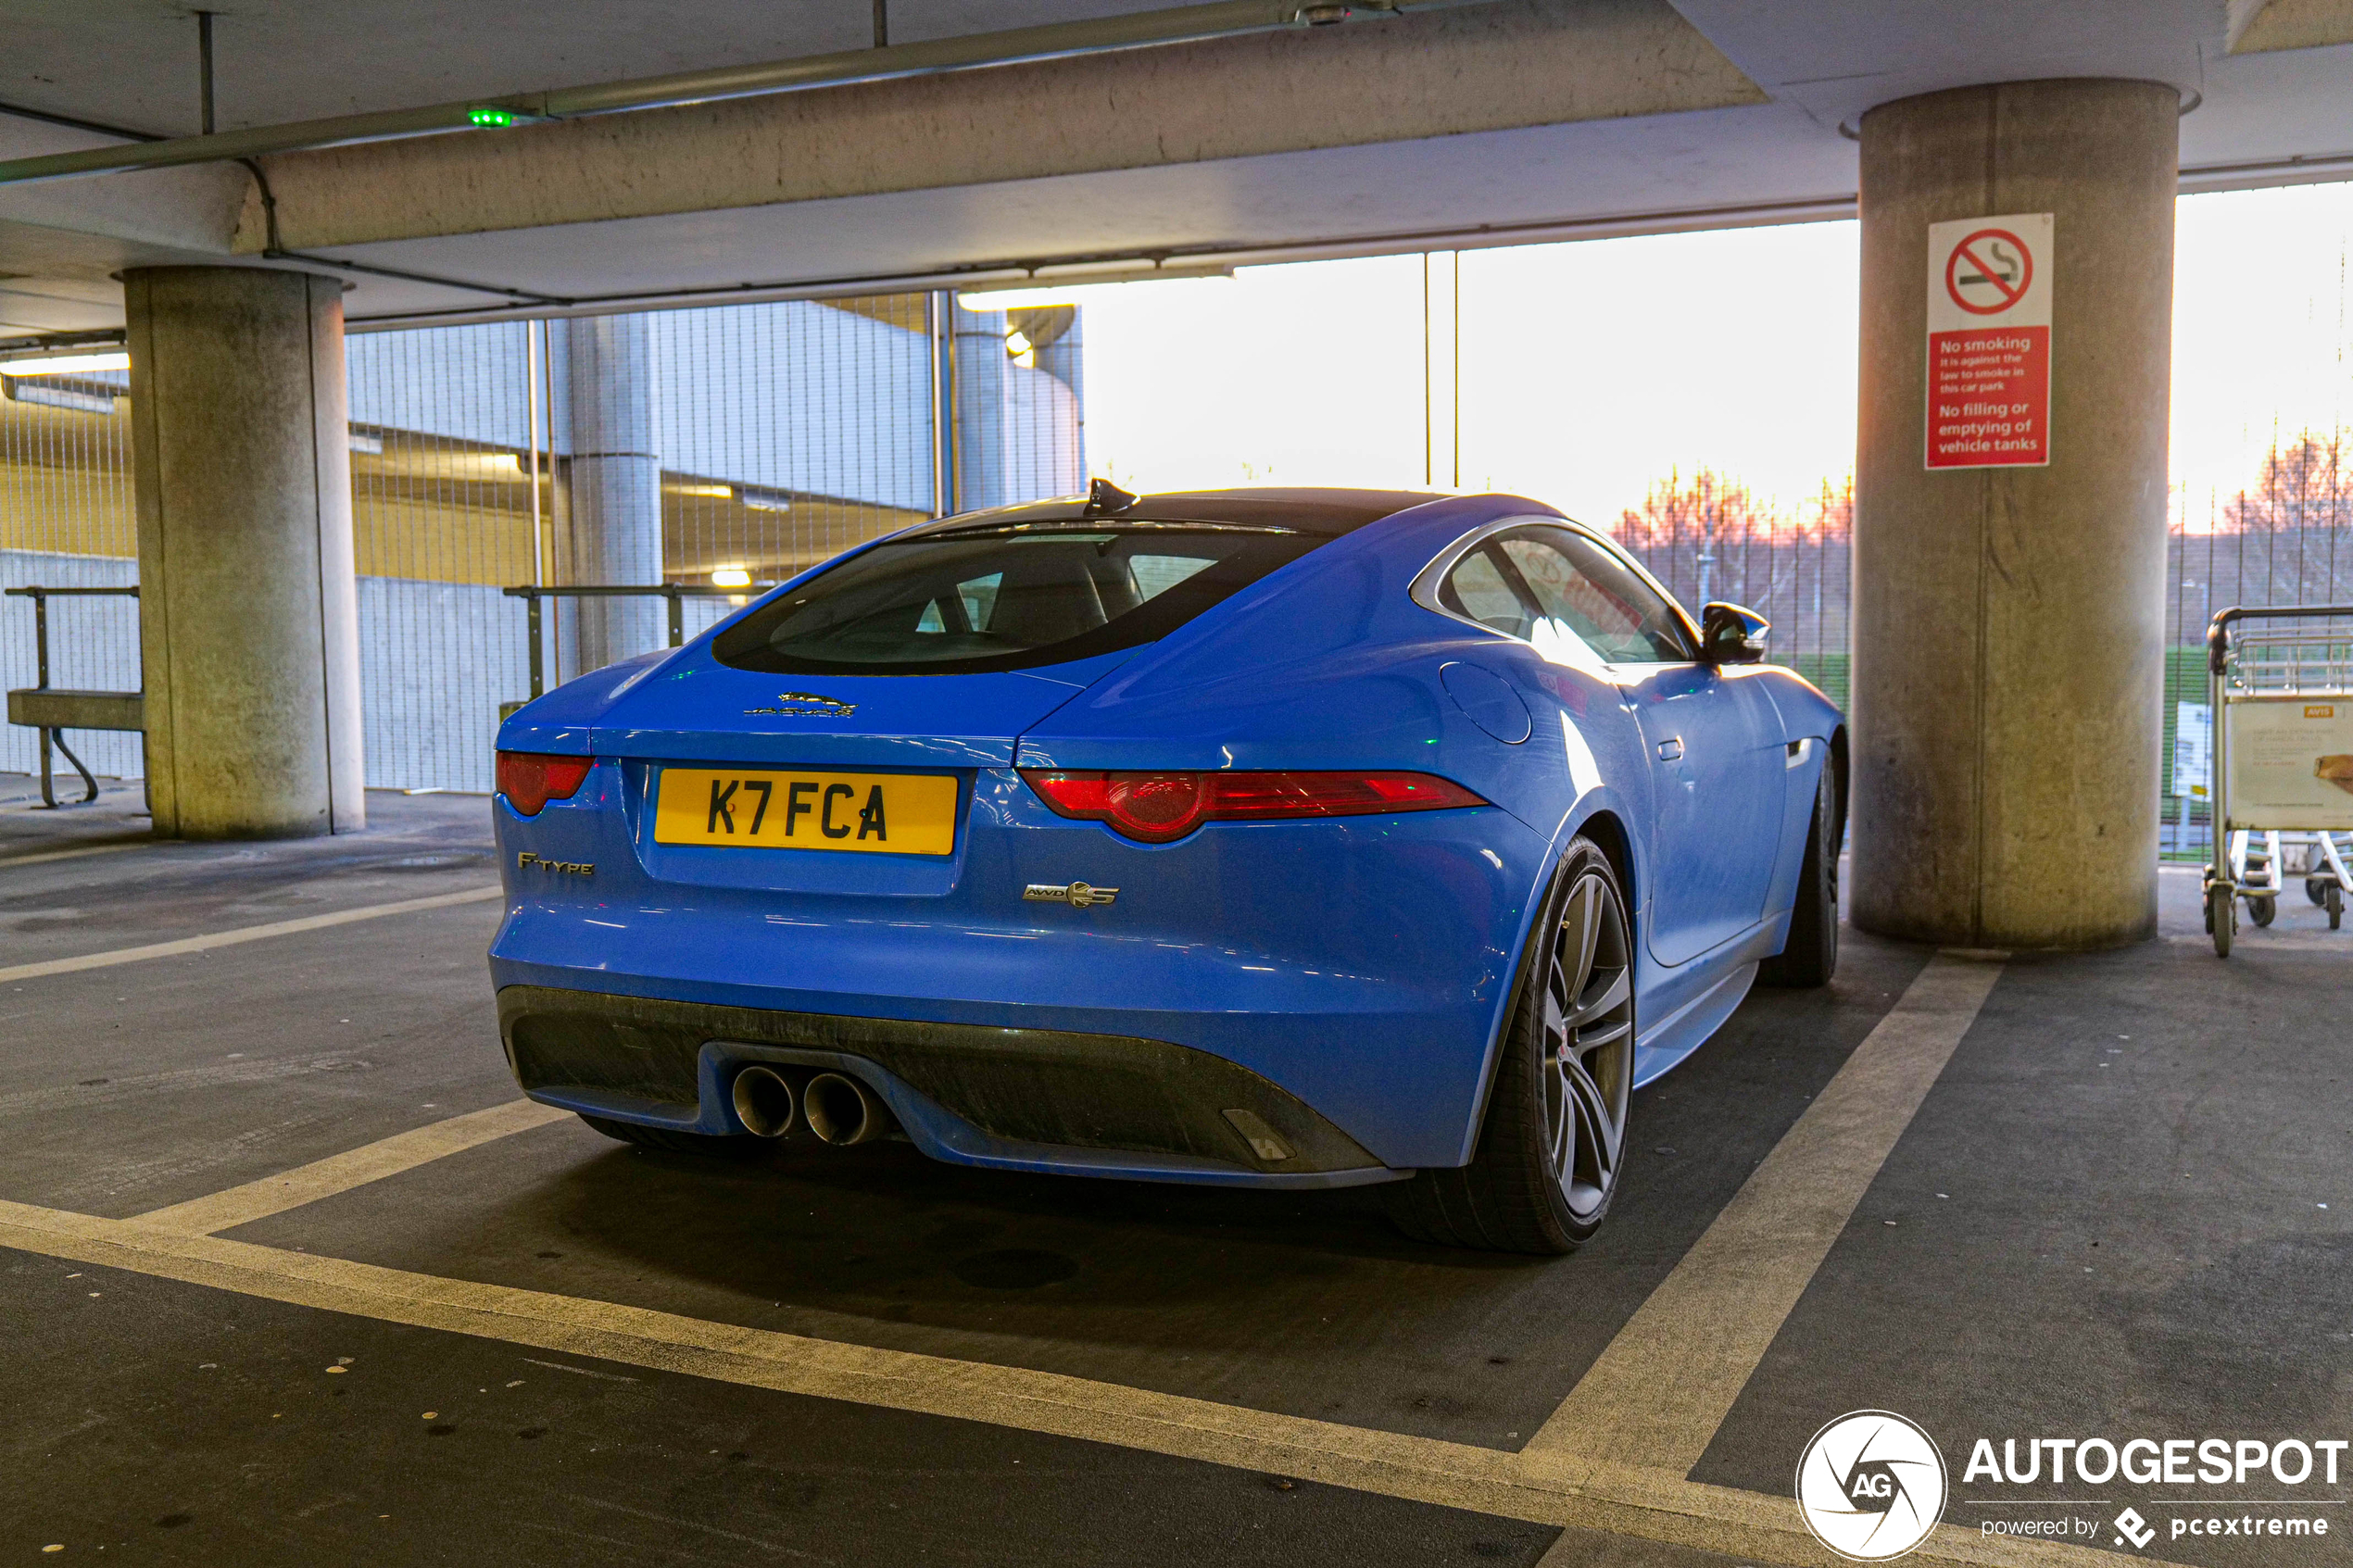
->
[1850, 80, 2178, 948]
[124, 266, 365, 839]
[1031, 307, 1088, 481]
[951, 302, 1013, 513]
[562, 313, 663, 672]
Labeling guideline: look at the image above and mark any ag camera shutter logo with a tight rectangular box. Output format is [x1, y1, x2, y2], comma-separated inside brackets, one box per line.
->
[1796, 1411, 1950, 1561]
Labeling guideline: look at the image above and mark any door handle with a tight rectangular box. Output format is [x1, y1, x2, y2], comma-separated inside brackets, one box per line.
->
[1656, 737, 1684, 761]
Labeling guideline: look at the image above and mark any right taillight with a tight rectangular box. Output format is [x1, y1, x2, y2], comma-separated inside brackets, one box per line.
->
[1021, 769, 1488, 844]
[497, 751, 594, 816]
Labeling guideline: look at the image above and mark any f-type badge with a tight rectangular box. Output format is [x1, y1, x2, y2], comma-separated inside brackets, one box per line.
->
[1024, 881, 1119, 909]
[744, 691, 857, 718]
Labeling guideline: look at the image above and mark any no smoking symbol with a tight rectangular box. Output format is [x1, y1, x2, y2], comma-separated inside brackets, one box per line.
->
[1944, 228, 2032, 316]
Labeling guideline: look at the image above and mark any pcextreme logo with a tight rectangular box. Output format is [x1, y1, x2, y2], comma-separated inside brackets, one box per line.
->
[1796, 1411, 1950, 1561]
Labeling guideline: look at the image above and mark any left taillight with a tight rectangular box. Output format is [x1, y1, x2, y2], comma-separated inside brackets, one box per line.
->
[497, 751, 594, 816]
[1021, 769, 1489, 844]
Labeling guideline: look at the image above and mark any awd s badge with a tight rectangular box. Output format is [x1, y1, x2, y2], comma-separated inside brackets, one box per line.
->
[1024, 881, 1118, 909]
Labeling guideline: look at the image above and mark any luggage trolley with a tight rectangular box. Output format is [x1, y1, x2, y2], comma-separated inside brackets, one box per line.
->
[2203, 604, 2353, 955]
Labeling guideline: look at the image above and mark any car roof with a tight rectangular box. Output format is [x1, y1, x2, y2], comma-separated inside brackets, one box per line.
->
[901, 486, 1449, 538]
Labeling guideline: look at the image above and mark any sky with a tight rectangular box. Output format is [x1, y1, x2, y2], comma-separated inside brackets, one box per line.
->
[1068, 181, 2353, 533]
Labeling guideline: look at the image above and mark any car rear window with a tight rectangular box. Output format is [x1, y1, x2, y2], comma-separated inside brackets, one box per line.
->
[711, 525, 1325, 675]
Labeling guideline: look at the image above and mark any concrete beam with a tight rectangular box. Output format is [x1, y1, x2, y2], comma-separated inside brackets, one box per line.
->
[230, 0, 1763, 254]
[2225, 0, 2353, 54]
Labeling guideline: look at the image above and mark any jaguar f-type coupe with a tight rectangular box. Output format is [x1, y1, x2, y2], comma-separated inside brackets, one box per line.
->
[490, 483, 1843, 1253]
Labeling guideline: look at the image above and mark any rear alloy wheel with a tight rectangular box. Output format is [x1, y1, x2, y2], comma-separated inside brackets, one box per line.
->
[579, 1114, 766, 1157]
[1385, 838, 1633, 1254]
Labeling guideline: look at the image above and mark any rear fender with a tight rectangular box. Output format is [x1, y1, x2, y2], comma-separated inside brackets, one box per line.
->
[1447, 790, 1642, 1168]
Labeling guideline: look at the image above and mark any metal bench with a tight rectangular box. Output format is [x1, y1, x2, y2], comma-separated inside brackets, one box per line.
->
[5, 584, 143, 808]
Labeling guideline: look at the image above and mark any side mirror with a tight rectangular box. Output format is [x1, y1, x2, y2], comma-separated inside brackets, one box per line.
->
[1700, 602, 1770, 664]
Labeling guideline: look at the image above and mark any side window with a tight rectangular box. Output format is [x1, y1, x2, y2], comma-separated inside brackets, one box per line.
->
[1438, 548, 1535, 639]
[1127, 554, 1215, 603]
[1496, 530, 1693, 664]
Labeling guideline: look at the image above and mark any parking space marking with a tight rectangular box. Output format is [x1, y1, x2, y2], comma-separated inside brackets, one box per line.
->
[0, 1185, 2157, 1568]
[0, 838, 159, 870]
[130, 1099, 570, 1236]
[0, 884, 504, 985]
[1525, 952, 2007, 1477]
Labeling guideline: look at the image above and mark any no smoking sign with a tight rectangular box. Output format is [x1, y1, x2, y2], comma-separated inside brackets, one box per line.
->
[1925, 212, 2053, 470]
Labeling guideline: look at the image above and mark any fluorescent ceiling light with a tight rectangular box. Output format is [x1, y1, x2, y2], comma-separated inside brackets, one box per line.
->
[669, 482, 733, 497]
[740, 491, 792, 513]
[348, 432, 384, 455]
[1005, 330, 1034, 357]
[956, 269, 1232, 313]
[0, 351, 130, 377]
[961, 287, 1084, 312]
[711, 566, 752, 588]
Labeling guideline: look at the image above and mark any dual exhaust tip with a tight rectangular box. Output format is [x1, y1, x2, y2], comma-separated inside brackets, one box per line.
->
[729, 1064, 889, 1147]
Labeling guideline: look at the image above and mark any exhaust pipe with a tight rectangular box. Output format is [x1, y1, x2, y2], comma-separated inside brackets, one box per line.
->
[802, 1072, 888, 1146]
[730, 1065, 796, 1138]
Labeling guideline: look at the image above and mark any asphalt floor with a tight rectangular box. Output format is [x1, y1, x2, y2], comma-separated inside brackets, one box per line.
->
[0, 778, 2345, 1565]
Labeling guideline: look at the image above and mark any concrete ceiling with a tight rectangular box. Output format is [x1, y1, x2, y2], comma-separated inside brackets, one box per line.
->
[1, 0, 2348, 335]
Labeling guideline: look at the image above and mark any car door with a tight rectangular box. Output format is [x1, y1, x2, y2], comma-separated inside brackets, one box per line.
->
[1471, 526, 1786, 967]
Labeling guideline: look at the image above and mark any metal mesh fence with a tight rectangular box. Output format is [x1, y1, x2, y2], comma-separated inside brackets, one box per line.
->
[6, 239, 2347, 826]
[0, 369, 142, 782]
[2162, 440, 2353, 859]
[0, 294, 1085, 796]
[1607, 473, 1855, 713]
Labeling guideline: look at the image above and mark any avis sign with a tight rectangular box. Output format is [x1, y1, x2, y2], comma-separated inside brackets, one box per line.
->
[1926, 212, 2052, 470]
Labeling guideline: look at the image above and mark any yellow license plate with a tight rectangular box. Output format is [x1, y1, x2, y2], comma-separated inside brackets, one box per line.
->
[653, 768, 958, 856]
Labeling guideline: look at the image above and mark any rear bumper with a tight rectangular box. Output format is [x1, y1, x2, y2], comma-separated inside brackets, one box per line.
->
[489, 773, 1554, 1168]
[500, 985, 1400, 1188]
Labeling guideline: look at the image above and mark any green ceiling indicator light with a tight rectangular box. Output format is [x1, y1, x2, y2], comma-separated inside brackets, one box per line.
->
[467, 106, 542, 128]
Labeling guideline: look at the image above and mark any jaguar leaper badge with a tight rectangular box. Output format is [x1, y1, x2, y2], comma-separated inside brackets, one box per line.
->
[744, 691, 857, 718]
[1025, 881, 1119, 909]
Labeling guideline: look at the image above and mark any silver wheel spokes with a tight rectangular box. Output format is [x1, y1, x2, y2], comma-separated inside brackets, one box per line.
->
[1539, 871, 1633, 1223]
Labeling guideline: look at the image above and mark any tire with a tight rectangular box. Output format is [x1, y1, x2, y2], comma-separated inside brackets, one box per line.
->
[2330, 884, 2343, 931]
[2249, 895, 2277, 928]
[579, 1113, 766, 1157]
[1758, 760, 1840, 988]
[2308, 877, 2331, 907]
[2208, 885, 2233, 957]
[1384, 837, 1634, 1255]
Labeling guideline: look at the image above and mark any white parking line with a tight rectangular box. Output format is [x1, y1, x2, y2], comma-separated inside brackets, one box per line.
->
[0, 1192, 2147, 1568]
[0, 884, 504, 985]
[131, 1099, 570, 1236]
[0, 838, 159, 870]
[1524, 952, 2007, 1477]
[0, 945, 2121, 1564]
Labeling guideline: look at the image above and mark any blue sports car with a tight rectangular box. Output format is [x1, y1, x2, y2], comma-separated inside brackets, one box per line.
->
[490, 483, 1844, 1253]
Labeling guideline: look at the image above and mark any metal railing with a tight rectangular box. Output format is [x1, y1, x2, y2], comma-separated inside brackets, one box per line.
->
[501, 583, 776, 702]
[4, 583, 143, 806]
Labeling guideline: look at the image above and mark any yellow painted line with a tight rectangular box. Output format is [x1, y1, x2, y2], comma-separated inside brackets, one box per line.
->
[131, 1099, 571, 1236]
[0, 884, 504, 985]
[0, 838, 159, 870]
[1526, 952, 2007, 1478]
[0, 1188, 2156, 1568]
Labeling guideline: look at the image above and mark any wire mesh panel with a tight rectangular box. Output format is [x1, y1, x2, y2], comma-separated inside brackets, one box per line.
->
[347, 320, 543, 795]
[648, 295, 938, 648]
[2163, 440, 2353, 859]
[1608, 470, 1854, 712]
[0, 370, 142, 780]
[341, 295, 1069, 791]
